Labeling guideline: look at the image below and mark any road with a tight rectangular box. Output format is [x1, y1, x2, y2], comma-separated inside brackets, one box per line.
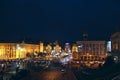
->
[0, 60, 77, 80]
[22, 62, 77, 80]
[23, 69, 77, 80]
[112, 74, 120, 80]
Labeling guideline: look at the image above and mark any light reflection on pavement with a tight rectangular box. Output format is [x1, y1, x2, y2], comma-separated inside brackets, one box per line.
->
[21, 56, 77, 80]
[23, 69, 77, 80]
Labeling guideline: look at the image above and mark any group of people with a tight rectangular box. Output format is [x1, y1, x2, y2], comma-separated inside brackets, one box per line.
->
[0, 60, 21, 80]
[0, 61, 9, 80]
[0, 61, 8, 72]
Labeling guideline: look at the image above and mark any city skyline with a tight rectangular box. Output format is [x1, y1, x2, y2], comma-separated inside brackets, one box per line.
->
[1, 0, 120, 80]
[0, 31, 116, 44]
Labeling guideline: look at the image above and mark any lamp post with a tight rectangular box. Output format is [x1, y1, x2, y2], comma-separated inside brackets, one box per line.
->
[17, 46, 21, 59]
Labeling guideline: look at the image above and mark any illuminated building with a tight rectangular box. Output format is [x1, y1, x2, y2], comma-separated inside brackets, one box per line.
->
[111, 31, 120, 62]
[39, 42, 44, 53]
[54, 44, 61, 53]
[76, 41, 107, 61]
[45, 44, 52, 54]
[0, 42, 41, 60]
[71, 41, 107, 68]
[0, 43, 17, 60]
[111, 32, 120, 52]
[72, 44, 78, 60]
[65, 43, 71, 53]
[72, 44, 78, 53]
[107, 41, 111, 53]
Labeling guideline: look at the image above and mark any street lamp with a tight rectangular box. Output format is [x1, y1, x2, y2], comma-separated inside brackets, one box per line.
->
[17, 46, 22, 59]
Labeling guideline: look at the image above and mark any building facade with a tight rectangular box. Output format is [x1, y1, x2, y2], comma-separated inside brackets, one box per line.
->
[76, 41, 107, 61]
[39, 42, 44, 53]
[72, 44, 78, 60]
[107, 41, 111, 53]
[45, 44, 52, 54]
[71, 41, 107, 68]
[111, 32, 120, 62]
[54, 44, 61, 53]
[65, 43, 71, 53]
[0, 42, 40, 60]
[111, 32, 120, 52]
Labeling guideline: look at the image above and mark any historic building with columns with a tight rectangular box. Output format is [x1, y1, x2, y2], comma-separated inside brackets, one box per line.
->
[0, 42, 44, 60]
[76, 41, 107, 61]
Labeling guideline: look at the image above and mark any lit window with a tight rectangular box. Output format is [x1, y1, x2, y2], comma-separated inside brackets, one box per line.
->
[115, 43, 118, 50]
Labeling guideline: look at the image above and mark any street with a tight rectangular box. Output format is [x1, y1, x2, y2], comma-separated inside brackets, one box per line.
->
[112, 74, 120, 80]
[0, 59, 78, 80]
[23, 69, 77, 80]
[22, 62, 77, 80]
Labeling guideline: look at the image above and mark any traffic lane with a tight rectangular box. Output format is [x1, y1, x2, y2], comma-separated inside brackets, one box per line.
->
[30, 70, 63, 80]
[112, 74, 120, 80]
[23, 69, 77, 80]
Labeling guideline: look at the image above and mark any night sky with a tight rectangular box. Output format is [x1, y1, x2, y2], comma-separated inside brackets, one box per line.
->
[1, 0, 120, 43]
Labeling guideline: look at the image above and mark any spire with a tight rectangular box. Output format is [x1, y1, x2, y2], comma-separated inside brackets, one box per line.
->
[83, 32, 88, 41]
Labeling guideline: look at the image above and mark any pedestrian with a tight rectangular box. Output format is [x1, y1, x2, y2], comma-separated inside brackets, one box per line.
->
[16, 67, 19, 73]
[16, 63, 19, 73]
[1, 63, 5, 71]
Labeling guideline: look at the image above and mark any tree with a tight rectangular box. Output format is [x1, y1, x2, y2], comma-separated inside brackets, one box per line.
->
[103, 56, 114, 67]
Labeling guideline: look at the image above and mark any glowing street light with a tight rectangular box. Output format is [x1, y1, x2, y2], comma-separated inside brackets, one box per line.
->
[17, 46, 22, 59]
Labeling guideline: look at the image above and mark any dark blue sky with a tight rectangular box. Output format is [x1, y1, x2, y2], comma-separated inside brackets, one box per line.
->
[0, 0, 120, 43]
